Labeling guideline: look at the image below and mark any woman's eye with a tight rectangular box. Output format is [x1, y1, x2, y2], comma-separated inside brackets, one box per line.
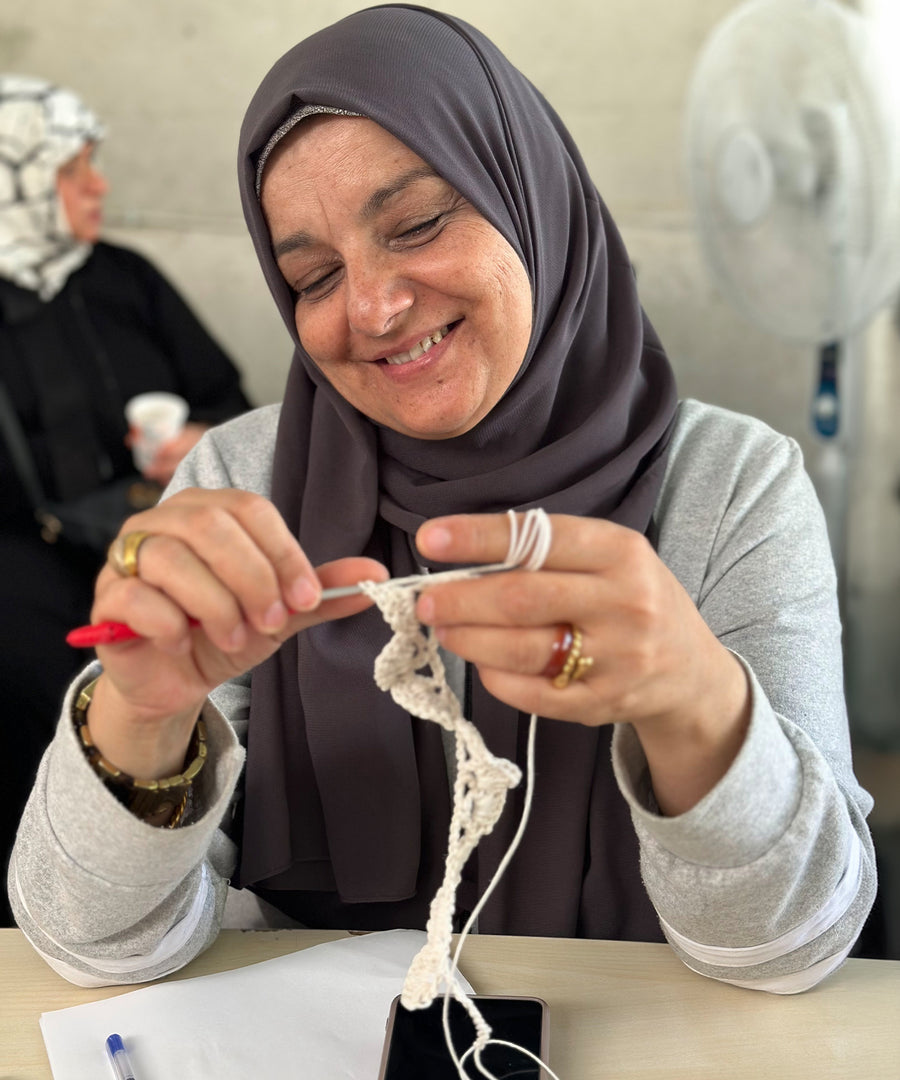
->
[397, 214, 443, 241]
[295, 268, 340, 301]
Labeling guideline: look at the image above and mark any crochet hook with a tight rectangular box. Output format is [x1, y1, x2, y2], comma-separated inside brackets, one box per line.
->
[64, 582, 370, 648]
[64, 563, 521, 648]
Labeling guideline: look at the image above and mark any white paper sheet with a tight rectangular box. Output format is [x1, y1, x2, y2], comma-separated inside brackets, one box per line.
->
[39, 929, 474, 1080]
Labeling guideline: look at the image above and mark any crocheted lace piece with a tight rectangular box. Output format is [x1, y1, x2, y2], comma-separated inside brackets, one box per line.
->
[357, 509, 552, 1037]
[359, 570, 522, 1013]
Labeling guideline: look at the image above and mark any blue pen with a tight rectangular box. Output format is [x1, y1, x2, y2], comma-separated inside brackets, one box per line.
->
[106, 1033, 137, 1080]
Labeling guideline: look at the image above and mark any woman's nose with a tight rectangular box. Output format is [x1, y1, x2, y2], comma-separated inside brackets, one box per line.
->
[345, 258, 414, 337]
[88, 166, 109, 196]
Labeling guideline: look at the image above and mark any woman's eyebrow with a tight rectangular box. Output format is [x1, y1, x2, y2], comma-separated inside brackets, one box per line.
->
[272, 165, 442, 259]
[360, 165, 441, 220]
[272, 230, 316, 259]
[270, 230, 315, 259]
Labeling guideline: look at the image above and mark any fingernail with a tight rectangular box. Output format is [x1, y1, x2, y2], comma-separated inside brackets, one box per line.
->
[417, 594, 435, 622]
[226, 623, 247, 651]
[263, 600, 288, 629]
[288, 577, 320, 612]
[420, 524, 452, 555]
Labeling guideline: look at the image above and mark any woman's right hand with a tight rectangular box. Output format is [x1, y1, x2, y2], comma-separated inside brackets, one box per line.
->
[84, 488, 387, 780]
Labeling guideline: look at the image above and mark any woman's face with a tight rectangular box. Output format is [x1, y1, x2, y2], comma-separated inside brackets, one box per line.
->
[56, 143, 108, 244]
[260, 117, 533, 440]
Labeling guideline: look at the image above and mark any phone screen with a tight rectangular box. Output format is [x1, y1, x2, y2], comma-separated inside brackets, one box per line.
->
[379, 994, 548, 1079]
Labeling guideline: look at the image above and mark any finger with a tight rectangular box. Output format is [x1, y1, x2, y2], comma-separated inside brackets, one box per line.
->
[436, 622, 608, 697]
[130, 518, 290, 639]
[477, 664, 605, 726]
[416, 512, 647, 574]
[123, 489, 322, 622]
[103, 534, 254, 653]
[92, 575, 196, 657]
[275, 557, 390, 641]
[435, 624, 562, 675]
[224, 491, 324, 613]
[417, 566, 611, 630]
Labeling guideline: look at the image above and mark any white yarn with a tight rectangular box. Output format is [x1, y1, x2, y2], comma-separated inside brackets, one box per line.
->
[359, 508, 562, 1080]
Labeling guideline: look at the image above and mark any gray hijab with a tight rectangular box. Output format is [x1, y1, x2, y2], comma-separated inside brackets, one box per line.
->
[236, 5, 677, 939]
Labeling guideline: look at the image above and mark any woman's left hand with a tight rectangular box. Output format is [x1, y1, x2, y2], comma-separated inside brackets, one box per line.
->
[415, 512, 752, 815]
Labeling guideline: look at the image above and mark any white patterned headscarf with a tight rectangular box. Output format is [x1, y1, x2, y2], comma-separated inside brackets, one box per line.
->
[0, 75, 105, 300]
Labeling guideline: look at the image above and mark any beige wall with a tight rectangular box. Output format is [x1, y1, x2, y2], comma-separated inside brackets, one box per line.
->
[2, 0, 898, 741]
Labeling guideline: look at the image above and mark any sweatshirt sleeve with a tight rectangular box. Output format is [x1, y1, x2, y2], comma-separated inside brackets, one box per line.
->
[7, 662, 247, 986]
[611, 401, 876, 993]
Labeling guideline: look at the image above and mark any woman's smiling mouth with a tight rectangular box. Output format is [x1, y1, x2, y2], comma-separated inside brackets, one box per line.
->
[381, 322, 457, 366]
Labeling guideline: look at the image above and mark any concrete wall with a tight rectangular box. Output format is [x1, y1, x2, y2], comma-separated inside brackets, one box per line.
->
[2, 0, 898, 741]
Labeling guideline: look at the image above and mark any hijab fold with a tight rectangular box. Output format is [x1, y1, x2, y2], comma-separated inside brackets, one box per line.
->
[237, 5, 677, 939]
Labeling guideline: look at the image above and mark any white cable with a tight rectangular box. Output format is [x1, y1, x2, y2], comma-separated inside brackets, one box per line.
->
[441, 713, 561, 1080]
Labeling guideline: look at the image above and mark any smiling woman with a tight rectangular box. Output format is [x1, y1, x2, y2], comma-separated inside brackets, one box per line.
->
[259, 116, 532, 439]
[8, 7, 876, 1002]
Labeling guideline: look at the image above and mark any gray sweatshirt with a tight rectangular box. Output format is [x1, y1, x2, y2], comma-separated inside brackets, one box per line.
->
[8, 399, 875, 993]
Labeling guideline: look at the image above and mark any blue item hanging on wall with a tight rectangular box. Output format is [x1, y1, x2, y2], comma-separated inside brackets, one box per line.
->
[812, 343, 840, 439]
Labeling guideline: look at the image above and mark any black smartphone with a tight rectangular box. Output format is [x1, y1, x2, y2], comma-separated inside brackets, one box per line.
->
[377, 993, 550, 1079]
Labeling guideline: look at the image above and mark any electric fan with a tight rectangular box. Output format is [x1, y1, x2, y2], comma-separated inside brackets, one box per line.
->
[685, 0, 900, 567]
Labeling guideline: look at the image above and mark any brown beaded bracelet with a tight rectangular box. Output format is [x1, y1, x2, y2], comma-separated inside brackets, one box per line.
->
[73, 677, 207, 829]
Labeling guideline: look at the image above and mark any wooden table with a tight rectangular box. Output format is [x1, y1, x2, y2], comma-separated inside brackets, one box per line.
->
[2, 928, 898, 1078]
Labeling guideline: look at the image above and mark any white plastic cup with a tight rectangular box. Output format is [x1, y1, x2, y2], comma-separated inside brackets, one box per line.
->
[125, 392, 189, 472]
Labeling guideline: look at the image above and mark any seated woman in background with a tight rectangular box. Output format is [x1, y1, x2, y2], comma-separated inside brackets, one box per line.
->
[8, 8, 875, 991]
[0, 75, 250, 924]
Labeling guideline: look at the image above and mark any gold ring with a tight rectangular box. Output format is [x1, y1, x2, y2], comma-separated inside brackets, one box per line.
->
[572, 655, 594, 682]
[551, 626, 594, 688]
[108, 530, 154, 578]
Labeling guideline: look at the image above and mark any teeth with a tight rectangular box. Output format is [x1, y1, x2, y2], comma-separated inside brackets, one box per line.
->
[384, 325, 448, 366]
